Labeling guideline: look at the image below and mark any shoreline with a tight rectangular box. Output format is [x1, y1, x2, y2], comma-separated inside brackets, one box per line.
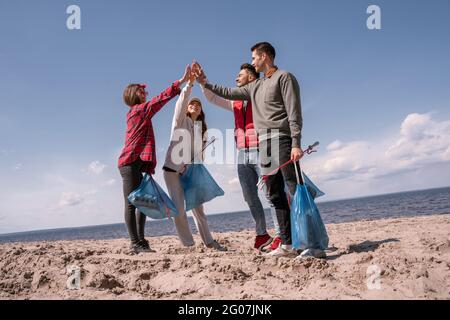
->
[2, 211, 449, 245]
[2, 185, 449, 240]
[1, 214, 449, 300]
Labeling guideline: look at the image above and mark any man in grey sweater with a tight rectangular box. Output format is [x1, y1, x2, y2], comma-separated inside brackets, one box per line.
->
[193, 42, 304, 257]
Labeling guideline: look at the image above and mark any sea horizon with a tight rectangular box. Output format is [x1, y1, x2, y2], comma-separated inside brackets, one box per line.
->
[1, 185, 449, 243]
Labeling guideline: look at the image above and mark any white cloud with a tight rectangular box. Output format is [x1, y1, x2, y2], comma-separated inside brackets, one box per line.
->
[399, 113, 432, 140]
[228, 177, 240, 186]
[85, 188, 99, 196]
[385, 113, 450, 165]
[0, 149, 14, 157]
[228, 177, 241, 192]
[103, 179, 116, 186]
[326, 140, 343, 151]
[303, 112, 450, 200]
[309, 140, 378, 182]
[13, 163, 22, 170]
[444, 147, 450, 161]
[59, 192, 84, 207]
[86, 161, 106, 175]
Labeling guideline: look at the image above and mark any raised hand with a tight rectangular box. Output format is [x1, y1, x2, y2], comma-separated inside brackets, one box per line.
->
[179, 65, 191, 84]
[188, 67, 196, 86]
[192, 61, 207, 85]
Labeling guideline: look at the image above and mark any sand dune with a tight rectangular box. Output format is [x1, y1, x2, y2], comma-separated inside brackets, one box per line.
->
[0, 214, 449, 300]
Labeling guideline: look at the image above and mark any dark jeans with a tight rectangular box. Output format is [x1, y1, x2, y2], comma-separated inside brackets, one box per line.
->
[259, 136, 301, 245]
[119, 160, 147, 244]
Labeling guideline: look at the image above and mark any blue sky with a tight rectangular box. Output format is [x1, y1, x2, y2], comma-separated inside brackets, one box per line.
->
[1, 0, 449, 233]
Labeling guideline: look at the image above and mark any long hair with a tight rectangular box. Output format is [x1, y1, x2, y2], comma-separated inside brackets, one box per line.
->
[187, 109, 208, 142]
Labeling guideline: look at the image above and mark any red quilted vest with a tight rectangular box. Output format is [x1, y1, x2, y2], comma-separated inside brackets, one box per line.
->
[233, 100, 259, 149]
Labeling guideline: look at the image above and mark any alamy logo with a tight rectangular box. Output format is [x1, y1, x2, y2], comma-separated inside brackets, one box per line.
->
[66, 5, 81, 30]
[66, 265, 81, 290]
[366, 265, 382, 290]
[367, 5, 381, 30]
[168, 126, 280, 170]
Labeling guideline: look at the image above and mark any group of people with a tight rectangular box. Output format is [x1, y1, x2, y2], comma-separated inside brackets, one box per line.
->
[118, 42, 323, 259]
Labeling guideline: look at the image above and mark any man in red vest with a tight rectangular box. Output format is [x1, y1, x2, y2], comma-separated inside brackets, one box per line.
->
[201, 63, 282, 252]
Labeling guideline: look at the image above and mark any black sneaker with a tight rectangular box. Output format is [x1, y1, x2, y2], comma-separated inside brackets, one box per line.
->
[130, 241, 152, 254]
[139, 239, 150, 250]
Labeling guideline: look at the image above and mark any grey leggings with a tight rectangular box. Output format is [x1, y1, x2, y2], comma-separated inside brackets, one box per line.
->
[163, 170, 214, 247]
[119, 160, 147, 244]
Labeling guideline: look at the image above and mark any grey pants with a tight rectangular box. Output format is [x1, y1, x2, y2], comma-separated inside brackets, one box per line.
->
[237, 148, 280, 236]
[163, 170, 214, 247]
[119, 160, 147, 244]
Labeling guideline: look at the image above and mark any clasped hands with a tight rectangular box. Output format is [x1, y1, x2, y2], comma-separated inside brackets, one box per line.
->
[179, 61, 208, 86]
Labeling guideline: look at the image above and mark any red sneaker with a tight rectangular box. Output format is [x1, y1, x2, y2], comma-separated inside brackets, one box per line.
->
[254, 234, 272, 251]
[266, 236, 282, 252]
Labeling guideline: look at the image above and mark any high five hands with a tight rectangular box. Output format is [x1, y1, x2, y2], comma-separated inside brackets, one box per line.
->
[179, 65, 191, 84]
[192, 61, 207, 85]
[179, 61, 207, 86]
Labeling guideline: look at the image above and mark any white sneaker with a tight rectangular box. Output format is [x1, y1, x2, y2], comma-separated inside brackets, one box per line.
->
[295, 248, 326, 259]
[264, 244, 295, 257]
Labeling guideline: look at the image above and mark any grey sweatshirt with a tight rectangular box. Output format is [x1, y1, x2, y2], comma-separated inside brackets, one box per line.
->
[204, 69, 302, 148]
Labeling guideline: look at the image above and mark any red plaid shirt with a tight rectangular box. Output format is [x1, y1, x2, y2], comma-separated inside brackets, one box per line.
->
[118, 80, 181, 174]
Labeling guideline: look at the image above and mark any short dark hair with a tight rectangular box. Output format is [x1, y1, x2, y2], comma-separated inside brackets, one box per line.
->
[251, 42, 276, 60]
[240, 63, 260, 79]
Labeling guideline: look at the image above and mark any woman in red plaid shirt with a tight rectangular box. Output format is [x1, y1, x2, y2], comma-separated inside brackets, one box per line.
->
[118, 66, 191, 253]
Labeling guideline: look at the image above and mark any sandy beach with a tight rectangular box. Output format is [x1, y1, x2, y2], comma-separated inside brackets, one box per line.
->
[0, 214, 449, 300]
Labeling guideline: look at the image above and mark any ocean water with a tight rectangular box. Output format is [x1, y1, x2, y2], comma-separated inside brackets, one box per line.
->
[0, 187, 449, 244]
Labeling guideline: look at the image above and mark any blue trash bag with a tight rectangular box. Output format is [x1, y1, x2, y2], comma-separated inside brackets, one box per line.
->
[291, 183, 329, 250]
[128, 174, 180, 219]
[285, 173, 324, 204]
[179, 164, 225, 212]
[303, 173, 325, 199]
